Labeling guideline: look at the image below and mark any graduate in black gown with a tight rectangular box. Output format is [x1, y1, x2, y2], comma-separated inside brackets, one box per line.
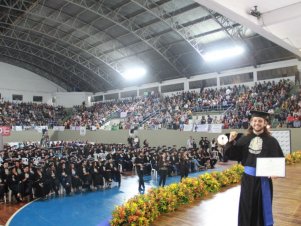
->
[224, 111, 284, 226]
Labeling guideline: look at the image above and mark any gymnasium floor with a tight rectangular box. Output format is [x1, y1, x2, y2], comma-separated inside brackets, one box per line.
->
[7, 164, 230, 226]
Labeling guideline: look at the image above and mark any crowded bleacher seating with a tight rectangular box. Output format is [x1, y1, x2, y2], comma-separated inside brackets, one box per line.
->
[0, 79, 300, 131]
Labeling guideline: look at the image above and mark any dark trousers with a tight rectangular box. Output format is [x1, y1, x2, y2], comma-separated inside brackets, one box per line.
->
[137, 171, 145, 191]
[159, 169, 168, 187]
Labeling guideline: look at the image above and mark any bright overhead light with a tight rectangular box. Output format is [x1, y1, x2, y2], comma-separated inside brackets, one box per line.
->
[122, 67, 146, 80]
[203, 46, 245, 62]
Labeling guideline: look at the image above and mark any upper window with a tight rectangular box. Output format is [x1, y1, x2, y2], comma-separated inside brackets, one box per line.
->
[33, 96, 43, 102]
[12, 94, 23, 101]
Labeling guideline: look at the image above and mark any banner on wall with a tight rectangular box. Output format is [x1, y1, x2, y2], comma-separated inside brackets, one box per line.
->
[271, 130, 291, 156]
[70, 126, 81, 131]
[53, 126, 65, 131]
[0, 126, 11, 136]
[120, 112, 127, 118]
[35, 126, 48, 133]
[13, 126, 23, 131]
[183, 124, 193, 132]
[101, 125, 112, 131]
[195, 124, 209, 132]
[209, 124, 223, 133]
[80, 126, 86, 136]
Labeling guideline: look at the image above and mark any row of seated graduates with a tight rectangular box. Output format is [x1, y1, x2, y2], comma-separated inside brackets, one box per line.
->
[0, 142, 128, 203]
[132, 145, 219, 179]
[0, 141, 218, 203]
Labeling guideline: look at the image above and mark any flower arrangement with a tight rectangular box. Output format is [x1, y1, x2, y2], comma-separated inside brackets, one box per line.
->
[111, 192, 159, 226]
[110, 164, 243, 226]
[110, 155, 301, 226]
[222, 164, 244, 184]
[198, 173, 220, 193]
[285, 151, 301, 165]
[210, 171, 230, 187]
[152, 186, 178, 213]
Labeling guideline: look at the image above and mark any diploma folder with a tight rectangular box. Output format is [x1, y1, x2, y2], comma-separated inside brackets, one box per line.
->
[256, 157, 286, 177]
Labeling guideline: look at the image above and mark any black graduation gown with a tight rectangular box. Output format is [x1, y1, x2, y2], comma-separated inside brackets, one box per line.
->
[224, 133, 284, 226]
[179, 159, 189, 180]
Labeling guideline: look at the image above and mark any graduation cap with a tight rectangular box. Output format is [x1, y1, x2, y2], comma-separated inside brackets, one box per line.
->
[12, 157, 21, 162]
[249, 110, 270, 120]
[70, 156, 77, 162]
[33, 164, 43, 169]
[3, 158, 12, 163]
[70, 151, 78, 156]
[85, 155, 93, 160]
[60, 157, 68, 163]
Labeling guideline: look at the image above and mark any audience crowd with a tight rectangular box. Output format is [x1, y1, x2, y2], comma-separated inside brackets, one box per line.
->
[0, 101, 66, 128]
[0, 79, 300, 130]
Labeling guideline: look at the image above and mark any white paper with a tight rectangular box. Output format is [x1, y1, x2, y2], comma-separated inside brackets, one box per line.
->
[256, 157, 285, 177]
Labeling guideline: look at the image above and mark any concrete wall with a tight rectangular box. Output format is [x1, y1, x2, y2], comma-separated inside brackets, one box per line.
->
[94, 58, 300, 99]
[54, 92, 93, 107]
[3, 128, 301, 152]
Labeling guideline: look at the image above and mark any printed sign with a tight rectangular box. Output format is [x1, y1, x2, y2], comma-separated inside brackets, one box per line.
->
[271, 130, 291, 156]
[80, 126, 86, 136]
[0, 126, 11, 136]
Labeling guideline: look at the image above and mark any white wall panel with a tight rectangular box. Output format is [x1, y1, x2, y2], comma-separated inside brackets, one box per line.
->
[0, 62, 65, 103]
[54, 92, 93, 108]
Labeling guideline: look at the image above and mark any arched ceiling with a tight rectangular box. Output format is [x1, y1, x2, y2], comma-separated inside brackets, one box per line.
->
[0, 0, 298, 92]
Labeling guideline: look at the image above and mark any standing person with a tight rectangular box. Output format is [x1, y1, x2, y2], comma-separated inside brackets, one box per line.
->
[186, 136, 193, 149]
[143, 139, 149, 148]
[199, 137, 205, 149]
[134, 153, 145, 193]
[203, 137, 210, 151]
[211, 138, 217, 152]
[224, 111, 284, 226]
[157, 152, 169, 187]
[179, 152, 189, 181]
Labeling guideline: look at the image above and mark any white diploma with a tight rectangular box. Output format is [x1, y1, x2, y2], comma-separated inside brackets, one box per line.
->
[256, 157, 286, 177]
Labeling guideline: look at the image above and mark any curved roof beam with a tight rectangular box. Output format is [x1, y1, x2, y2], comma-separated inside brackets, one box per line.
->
[90, 2, 207, 53]
[109, 24, 242, 63]
[199, 5, 257, 66]
[45, 2, 136, 60]
[0, 1, 116, 88]
[88, 5, 218, 63]
[199, 6, 247, 40]
[64, 0, 183, 75]
[29, 1, 130, 72]
[0, 22, 111, 90]
[0, 36, 99, 92]
[130, 0, 257, 68]
[37, 1, 156, 81]
[130, 0, 204, 56]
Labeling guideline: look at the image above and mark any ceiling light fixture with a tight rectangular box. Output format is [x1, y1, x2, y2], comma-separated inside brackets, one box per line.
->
[122, 67, 146, 80]
[202, 46, 245, 62]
